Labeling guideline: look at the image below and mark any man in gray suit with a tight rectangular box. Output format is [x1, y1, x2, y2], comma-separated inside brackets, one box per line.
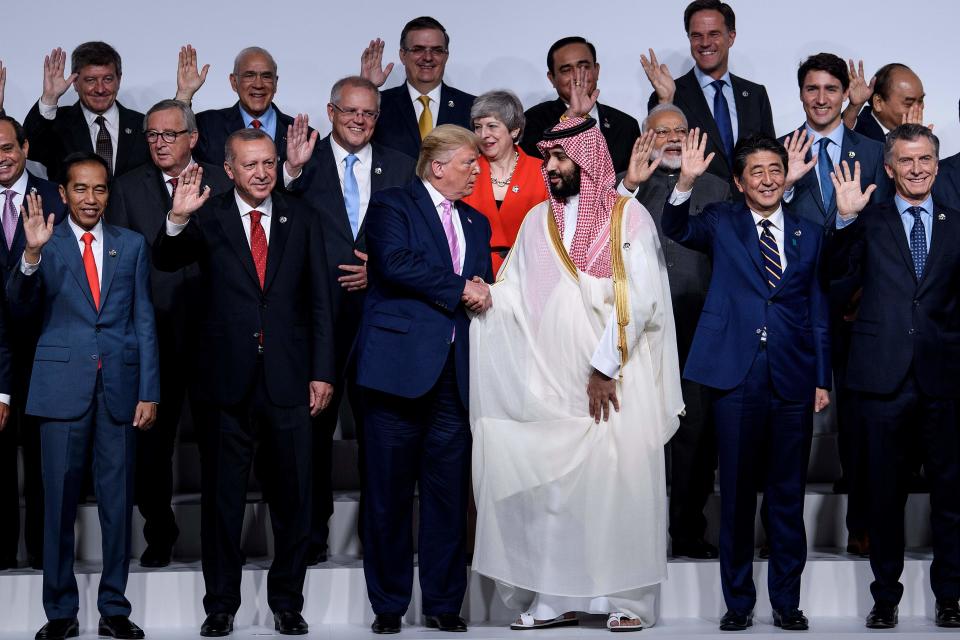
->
[618, 103, 729, 559]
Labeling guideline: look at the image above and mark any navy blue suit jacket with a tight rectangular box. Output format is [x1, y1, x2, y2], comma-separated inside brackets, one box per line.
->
[933, 151, 960, 207]
[7, 221, 160, 421]
[371, 83, 475, 159]
[194, 102, 298, 167]
[355, 179, 492, 407]
[779, 125, 891, 227]
[662, 198, 830, 402]
[0, 173, 67, 277]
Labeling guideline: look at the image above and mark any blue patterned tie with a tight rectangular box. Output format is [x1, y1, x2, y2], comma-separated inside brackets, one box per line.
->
[758, 219, 782, 288]
[908, 206, 927, 279]
[818, 138, 835, 215]
[711, 79, 735, 165]
[344, 154, 360, 238]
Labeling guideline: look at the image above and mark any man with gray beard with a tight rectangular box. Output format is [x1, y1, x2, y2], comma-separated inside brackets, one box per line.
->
[618, 103, 729, 559]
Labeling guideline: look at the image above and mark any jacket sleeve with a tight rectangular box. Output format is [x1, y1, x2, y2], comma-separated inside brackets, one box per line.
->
[133, 237, 160, 403]
[308, 215, 336, 384]
[661, 196, 718, 253]
[152, 216, 205, 272]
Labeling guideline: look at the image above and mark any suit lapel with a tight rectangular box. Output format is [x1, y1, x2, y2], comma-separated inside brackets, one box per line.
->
[98, 224, 122, 312]
[412, 181, 454, 271]
[144, 166, 173, 241]
[881, 204, 917, 282]
[53, 222, 98, 312]
[679, 71, 725, 161]
[263, 195, 291, 292]
[733, 204, 765, 279]
[215, 194, 261, 289]
[115, 104, 139, 170]
[790, 124, 828, 219]
[68, 103, 94, 153]
[918, 205, 949, 292]
[730, 74, 752, 143]
[456, 203, 478, 276]
[774, 213, 802, 295]
[396, 84, 422, 151]
[319, 139, 354, 246]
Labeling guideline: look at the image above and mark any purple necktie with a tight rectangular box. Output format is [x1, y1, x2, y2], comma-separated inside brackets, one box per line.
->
[2, 190, 18, 250]
[440, 199, 461, 274]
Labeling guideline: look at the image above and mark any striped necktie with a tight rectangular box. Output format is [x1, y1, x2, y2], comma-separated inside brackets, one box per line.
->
[758, 219, 782, 288]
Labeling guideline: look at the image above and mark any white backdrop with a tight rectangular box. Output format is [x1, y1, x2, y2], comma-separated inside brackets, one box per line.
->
[2, 0, 958, 157]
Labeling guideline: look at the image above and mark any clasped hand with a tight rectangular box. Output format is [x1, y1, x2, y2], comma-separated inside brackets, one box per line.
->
[462, 277, 492, 314]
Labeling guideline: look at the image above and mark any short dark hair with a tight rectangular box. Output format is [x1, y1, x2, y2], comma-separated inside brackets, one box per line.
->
[400, 16, 450, 49]
[59, 152, 110, 188]
[546, 36, 597, 74]
[797, 52, 849, 92]
[732, 134, 788, 179]
[0, 115, 27, 146]
[71, 41, 122, 76]
[872, 63, 912, 102]
[883, 124, 939, 164]
[684, 0, 736, 33]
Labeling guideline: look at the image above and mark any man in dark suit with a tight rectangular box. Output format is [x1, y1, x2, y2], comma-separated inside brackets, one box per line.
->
[641, 0, 775, 185]
[153, 129, 335, 638]
[841, 63, 926, 143]
[827, 124, 960, 630]
[23, 44, 150, 182]
[283, 76, 415, 565]
[520, 36, 640, 173]
[174, 45, 299, 167]
[360, 17, 475, 160]
[10, 152, 159, 640]
[663, 132, 830, 631]
[106, 99, 232, 569]
[617, 103, 729, 560]
[0, 115, 66, 572]
[357, 125, 492, 634]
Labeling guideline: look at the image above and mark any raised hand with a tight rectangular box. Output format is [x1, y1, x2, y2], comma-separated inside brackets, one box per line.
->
[847, 59, 874, 107]
[639, 48, 676, 104]
[564, 66, 599, 119]
[169, 164, 211, 223]
[41, 47, 77, 106]
[309, 381, 334, 417]
[902, 102, 934, 131]
[831, 160, 876, 219]
[338, 249, 368, 291]
[21, 192, 56, 261]
[175, 44, 209, 102]
[622, 130, 661, 191]
[782, 129, 817, 189]
[284, 113, 317, 178]
[0, 60, 6, 113]
[360, 38, 394, 88]
[676, 128, 715, 192]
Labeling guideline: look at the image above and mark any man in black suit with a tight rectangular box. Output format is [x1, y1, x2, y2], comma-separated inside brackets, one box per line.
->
[0, 115, 66, 571]
[641, 0, 774, 184]
[360, 16, 475, 160]
[174, 45, 299, 167]
[520, 36, 640, 174]
[153, 129, 335, 638]
[284, 76, 415, 565]
[106, 99, 232, 569]
[827, 124, 960, 630]
[23, 43, 150, 182]
[617, 104, 729, 560]
[841, 63, 926, 143]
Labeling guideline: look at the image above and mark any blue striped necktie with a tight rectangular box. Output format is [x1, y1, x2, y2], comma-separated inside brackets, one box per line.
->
[758, 219, 782, 288]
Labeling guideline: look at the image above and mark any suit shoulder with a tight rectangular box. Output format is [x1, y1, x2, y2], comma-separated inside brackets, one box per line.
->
[370, 184, 411, 206]
[27, 172, 60, 194]
[116, 101, 146, 120]
[374, 143, 417, 167]
[525, 99, 563, 119]
[196, 105, 235, 123]
[112, 162, 153, 188]
[380, 85, 408, 103]
[941, 152, 960, 172]
[598, 103, 639, 126]
[729, 73, 767, 93]
[443, 84, 476, 102]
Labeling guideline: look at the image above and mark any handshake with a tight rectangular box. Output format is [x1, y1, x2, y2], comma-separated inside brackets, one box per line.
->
[463, 277, 492, 314]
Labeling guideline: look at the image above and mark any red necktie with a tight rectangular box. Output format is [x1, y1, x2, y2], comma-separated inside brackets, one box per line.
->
[82, 232, 100, 309]
[168, 177, 178, 197]
[248, 210, 268, 288]
[251, 119, 262, 130]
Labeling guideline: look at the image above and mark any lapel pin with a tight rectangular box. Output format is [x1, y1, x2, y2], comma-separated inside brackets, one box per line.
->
[603, 118, 611, 129]
[467, 216, 473, 224]
[848, 151, 856, 158]
[124, 127, 132, 135]
[374, 167, 382, 175]
[794, 229, 802, 237]
[939, 213, 947, 220]
[448, 100, 455, 108]
[279, 216, 288, 224]
[30, 187, 37, 195]
[623, 242, 631, 250]
[512, 185, 520, 193]
[108, 248, 118, 257]
[742, 90, 749, 98]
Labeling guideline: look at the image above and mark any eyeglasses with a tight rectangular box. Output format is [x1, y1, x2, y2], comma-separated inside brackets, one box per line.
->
[402, 46, 448, 57]
[331, 103, 379, 121]
[145, 129, 189, 143]
[236, 71, 276, 84]
[652, 126, 688, 138]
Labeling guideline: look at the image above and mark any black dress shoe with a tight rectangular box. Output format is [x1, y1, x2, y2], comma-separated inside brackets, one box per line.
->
[719, 610, 753, 631]
[200, 612, 235, 637]
[671, 538, 719, 559]
[98, 616, 144, 639]
[936, 600, 960, 628]
[306, 544, 328, 566]
[35, 618, 78, 640]
[773, 608, 809, 630]
[371, 613, 401, 634]
[274, 611, 308, 635]
[139, 544, 173, 568]
[758, 544, 770, 559]
[425, 614, 467, 632]
[865, 604, 897, 629]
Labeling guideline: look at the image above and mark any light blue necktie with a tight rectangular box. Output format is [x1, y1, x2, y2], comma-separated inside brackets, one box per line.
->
[344, 154, 360, 238]
[818, 138, 835, 215]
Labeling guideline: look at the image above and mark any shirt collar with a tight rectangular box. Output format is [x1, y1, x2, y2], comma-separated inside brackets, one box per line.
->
[233, 190, 273, 217]
[422, 178, 452, 209]
[803, 121, 845, 148]
[871, 111, 890, 136]
[161, 158, 196, 180]
[80, 101, 120, 128]
[694, 66, 732, 90]
[751, 206, 784, 230]
[330, 136, 373, 167]
[4, 171, 29, 196]
[67, 216, 103, 242]
[407, 82, 442, 106]
[895, 194, 934, 216]
[239, 104, 276, 134]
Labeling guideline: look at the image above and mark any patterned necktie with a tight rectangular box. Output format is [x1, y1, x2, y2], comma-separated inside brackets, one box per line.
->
[440, 199, 461, 274]
[2, 189, 18, 250]
[248, 210, 268, 288]
[907, 206, 927, 279]
[81, 232, 100, 309]
[758, 219, 782, 288]
[94, 115, 113, 171]
[710, 79, 734, 165]
[251, 119, 262, 130]
[167, 177, 178, 198]
[818, 138, 835, 215]
[343, 154, 360, 238]
[418, 95, 434, 139]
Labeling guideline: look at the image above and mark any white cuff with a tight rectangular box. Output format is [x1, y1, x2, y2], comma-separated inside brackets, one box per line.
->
[668, 187, 692, 205]
[0, 394, 9, 406]
[282, 162, 301, 188]
[37, 99, 58, 119]
[616, 180, 639, 198]
[836, 213, 858, 229]
[165, 213, 188, 236]
[20, 253, 41, 275]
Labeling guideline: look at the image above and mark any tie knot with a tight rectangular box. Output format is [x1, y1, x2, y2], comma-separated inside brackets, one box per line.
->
[168, 177, 178, 188]
[418, 95, 431, 108]
[249, 210, 262, 225]
[711, 79, 726, 91]
[95, 115, 106, 125]
[82, 231, 95, 246]
[907, 205, 924, 219]
[440, 199, 453, 218]
[819, 138, 832, 151]
[759, 219, 773, 230]
[2, 189, 14, 198]
[345, 153, 358, 169]
[251, 119, 262, 130]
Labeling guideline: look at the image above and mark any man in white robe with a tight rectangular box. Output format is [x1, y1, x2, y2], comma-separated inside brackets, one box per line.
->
[469, 75, 684, 631]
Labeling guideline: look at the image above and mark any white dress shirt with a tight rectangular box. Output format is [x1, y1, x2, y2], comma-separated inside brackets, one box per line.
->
[408, 82, 443, 123]
[421, 179, 465, 270]
[330, 137, 373, 227]
[38, 100, 119, 173]
[693, 67, 739, 142]
[166, 191, 273, 245]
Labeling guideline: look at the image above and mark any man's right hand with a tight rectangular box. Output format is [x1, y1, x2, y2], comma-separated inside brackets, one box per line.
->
[563, 66, 599, 119]
[175, 44, 209, 103]
[169, 164, 211, 224]
[639, 48, 675, 104]
[782, 129, 816, 190]
[42, 47, 77, 106]
[21, 192, 55, 263]
[284, 113, 317, 179]
[360, 39, 394, 89]
[462, 277, 492, 314]
[831, 160, 876, 220]
[622, 130, 661, 191]
[676, 127, 715, 192]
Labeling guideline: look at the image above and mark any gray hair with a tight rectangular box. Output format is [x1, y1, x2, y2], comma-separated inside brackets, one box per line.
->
[642, 103, 688, 132]
[330, 76, 381, 108]
[232, 47, 278, 76]
[884, 124, 939, 164]
[224, 128, 275, 163]
[143, 99, 197, 133]
[470, 90, 525, 138]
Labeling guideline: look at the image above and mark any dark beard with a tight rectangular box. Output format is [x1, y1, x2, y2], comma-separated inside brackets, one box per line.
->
[548, 166, 581, 199]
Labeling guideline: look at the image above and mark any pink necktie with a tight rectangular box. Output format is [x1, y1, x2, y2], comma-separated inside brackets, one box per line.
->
[2, 190, 17, 250]
[440, 199, 461, 274]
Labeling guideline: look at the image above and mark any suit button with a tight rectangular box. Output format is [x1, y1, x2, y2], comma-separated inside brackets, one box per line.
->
[767, 300, 773, 306]
[667, 262, 674, 268]
[908, 329, 916, 335]
[253, 332, 260, 338]
[91, 354, 98, 360]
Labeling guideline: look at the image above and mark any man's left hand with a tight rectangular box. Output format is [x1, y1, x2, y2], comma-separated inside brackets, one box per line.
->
[338, 249, 368, 291]
[587, 369, 619, 424]
[285, 113, 317, 178]
[133, 402, 157, 430]
[564, 66, 599, 119]
[814, 388, 830, 413]
[309, 381, 334, 417]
